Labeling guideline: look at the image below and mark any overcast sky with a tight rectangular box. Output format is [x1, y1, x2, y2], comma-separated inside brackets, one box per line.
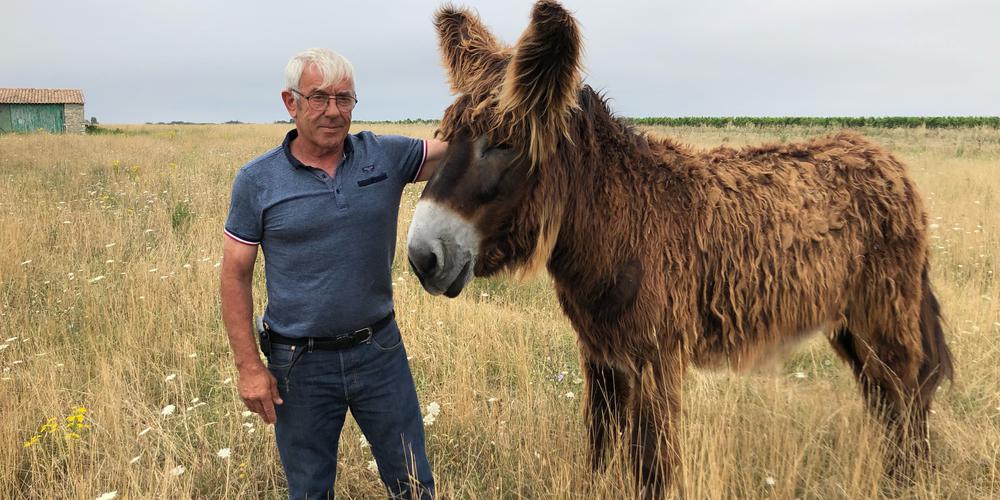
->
[4, 0, 997, 123]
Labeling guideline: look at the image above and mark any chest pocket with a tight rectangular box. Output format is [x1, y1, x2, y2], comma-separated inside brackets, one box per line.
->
[357, 171, 388, 187]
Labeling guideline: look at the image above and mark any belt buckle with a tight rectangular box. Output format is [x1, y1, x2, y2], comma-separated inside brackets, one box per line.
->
[353, 326, 373, 344]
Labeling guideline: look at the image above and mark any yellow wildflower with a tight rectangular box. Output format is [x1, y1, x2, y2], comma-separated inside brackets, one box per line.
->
[23, 435, 41, 448]
[40, 417, 59, 434]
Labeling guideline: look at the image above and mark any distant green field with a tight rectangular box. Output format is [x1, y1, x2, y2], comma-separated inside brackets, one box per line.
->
[625, 116, 1000, 128]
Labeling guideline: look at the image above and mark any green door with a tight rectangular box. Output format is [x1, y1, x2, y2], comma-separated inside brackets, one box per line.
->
[10, 104, 64, 133]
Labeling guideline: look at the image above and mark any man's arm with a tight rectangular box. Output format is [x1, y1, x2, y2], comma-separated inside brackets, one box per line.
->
[414, 139, 449, 183]
[220, 235, 282, 424]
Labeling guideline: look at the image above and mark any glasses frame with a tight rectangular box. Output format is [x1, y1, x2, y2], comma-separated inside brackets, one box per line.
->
[289, 88, 359, 112]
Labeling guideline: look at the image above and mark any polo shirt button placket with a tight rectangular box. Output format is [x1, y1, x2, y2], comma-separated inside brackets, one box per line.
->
[334, 178, 347, 210]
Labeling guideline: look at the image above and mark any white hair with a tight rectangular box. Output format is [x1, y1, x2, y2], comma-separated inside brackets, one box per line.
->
[284, 48, 355, 94]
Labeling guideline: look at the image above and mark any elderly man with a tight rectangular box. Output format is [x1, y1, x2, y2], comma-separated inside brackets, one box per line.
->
[220, 48, 446, 499]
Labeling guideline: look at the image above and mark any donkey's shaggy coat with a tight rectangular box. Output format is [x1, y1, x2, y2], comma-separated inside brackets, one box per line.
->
[407, 1, 954, 496]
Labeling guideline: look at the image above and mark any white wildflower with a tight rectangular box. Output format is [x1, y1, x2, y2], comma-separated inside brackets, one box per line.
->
[793, 372, 807, 379]
[426, 402, 440, 416]
[242, 411, 254, 418]
[564, 392, 575, 399]
[164, 373, 176, 382]
[95, 491, 118, 500]
[764, 476, 776, 487]
[170, 465, 186, 476]
[188, 353, 197, 358]
[423, 402, 441, 426]
[222, 377, 233, 384]
[217, 448, 231, 459]
[160, 404, 176, 416]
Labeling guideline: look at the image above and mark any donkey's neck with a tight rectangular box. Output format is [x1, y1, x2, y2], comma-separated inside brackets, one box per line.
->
[544, 88, 692, 295]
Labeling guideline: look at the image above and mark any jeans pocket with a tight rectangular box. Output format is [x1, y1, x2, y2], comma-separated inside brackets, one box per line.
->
[371, 326, 403, 352]
[267, 344, 296, 369]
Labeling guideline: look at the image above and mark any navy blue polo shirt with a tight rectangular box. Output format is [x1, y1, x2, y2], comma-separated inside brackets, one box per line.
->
[224, 129, 427, 338]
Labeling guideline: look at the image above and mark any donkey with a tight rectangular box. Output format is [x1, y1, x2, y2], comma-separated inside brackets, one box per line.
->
[407, 1, 954, 496]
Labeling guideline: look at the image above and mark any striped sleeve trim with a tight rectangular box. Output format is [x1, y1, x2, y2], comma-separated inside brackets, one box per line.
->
[224, 229, 260, 246]
[411, 139, 428, 183]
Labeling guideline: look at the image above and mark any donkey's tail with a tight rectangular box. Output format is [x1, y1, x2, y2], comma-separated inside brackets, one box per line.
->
[917, 263, 955, 400]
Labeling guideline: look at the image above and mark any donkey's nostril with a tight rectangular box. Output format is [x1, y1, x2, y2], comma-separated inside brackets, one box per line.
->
[408, 246, 439, 279]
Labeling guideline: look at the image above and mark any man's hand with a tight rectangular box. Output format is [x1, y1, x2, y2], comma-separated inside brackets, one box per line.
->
[238, 362, 283, 424]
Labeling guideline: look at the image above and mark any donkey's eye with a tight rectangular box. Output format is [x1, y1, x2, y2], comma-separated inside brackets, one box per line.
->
[482, 143, 513, 157]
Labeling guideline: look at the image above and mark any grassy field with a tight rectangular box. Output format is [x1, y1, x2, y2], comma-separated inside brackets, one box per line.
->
[1, 123, 997, 499]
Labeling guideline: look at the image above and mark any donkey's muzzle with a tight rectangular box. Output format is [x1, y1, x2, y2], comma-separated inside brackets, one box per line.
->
[407, 237, 472, 297]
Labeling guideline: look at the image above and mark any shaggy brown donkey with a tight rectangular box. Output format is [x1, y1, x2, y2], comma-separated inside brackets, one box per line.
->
[407, 1, 954, 496]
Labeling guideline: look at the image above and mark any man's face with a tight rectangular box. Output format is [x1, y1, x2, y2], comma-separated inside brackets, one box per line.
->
[282, 64, 354, 152]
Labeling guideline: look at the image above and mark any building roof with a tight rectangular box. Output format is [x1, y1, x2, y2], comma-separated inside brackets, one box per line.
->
[0, 88, 85, 104]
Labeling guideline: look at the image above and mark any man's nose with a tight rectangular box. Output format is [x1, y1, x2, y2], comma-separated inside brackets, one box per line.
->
[323, 101, 345, 118]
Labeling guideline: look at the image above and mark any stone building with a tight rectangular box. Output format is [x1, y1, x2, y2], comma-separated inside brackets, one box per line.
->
[0, 88, 86, 133]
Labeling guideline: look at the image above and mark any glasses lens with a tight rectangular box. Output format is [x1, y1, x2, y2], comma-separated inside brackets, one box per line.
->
[336, 96, 356, 111]
[307, 94, 328, 111]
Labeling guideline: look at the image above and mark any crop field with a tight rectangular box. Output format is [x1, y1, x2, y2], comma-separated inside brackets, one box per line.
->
[1, 123, 997, 498]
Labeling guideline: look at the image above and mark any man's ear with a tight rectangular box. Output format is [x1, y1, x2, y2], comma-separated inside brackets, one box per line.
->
[281, 90, 298, 120]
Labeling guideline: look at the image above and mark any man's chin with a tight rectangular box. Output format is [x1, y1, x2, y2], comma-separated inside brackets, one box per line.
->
[312, 130, 346, 147]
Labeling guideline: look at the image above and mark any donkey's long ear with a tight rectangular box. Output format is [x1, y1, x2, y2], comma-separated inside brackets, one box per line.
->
[496, 0, 582, 166]
[436, 5, 511, 95]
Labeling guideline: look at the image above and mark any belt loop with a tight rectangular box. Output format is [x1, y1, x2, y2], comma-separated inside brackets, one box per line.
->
[307, 337, 315, 353]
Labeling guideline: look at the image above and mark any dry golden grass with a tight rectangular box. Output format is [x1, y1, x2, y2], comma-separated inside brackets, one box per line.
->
[1, 123, 997, 499]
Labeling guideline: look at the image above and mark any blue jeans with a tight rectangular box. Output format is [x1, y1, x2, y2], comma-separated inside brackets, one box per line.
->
[266, 321, 434, 499]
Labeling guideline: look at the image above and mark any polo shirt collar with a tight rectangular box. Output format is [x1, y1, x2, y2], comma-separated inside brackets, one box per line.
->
[281, 128, 353, 169]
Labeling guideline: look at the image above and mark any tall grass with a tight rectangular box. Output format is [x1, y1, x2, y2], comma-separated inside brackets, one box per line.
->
[1, 124, 997, 498]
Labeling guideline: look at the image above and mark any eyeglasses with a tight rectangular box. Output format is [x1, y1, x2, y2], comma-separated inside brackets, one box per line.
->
[290, 89, 358, 112]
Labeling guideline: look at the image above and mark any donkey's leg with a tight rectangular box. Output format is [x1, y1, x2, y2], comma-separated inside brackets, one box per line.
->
[833, 315, 930, 478]
[584, 361, 631, 471]
[629, 359, 684, 499]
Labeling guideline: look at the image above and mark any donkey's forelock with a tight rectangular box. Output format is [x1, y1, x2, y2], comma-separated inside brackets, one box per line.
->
[436, 0, 584, 168]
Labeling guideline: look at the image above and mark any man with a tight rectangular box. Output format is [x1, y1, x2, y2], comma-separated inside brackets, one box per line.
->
[220, 48, 447, 499]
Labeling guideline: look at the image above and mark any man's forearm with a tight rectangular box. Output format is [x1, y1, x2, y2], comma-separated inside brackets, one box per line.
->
[220, 273, 264, 371]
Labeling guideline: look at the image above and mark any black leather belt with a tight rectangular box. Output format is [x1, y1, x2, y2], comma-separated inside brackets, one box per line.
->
[262, 311, 394, 352]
